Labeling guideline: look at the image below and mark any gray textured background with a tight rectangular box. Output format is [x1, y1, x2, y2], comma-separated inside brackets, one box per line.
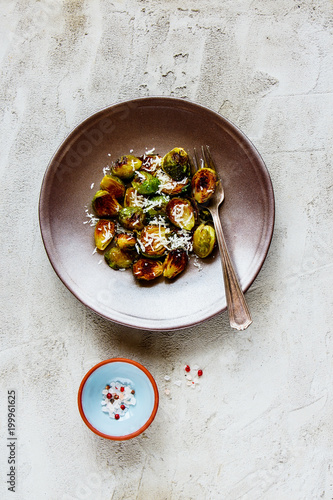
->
[1, 1, 333, 499]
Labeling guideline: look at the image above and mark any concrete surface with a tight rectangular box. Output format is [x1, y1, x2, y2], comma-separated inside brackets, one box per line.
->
[1, 1, 333, 499]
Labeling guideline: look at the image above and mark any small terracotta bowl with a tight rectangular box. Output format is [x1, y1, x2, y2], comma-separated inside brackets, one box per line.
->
[78, 358, 159, 440]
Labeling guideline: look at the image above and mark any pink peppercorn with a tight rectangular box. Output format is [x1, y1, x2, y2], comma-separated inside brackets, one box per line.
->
[115, 414, 120, 420]
[198, 369, 203, 377]
[185, 365, 190, 372]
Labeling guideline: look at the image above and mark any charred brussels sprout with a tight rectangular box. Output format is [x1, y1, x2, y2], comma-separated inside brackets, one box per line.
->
[92, 190, 122, 217]
[140, 154, 162, 174]
[166, 198, 195, 231]
[137, 224, 169, 258]
[118, 207, 146, 231]
[163, 249, 188, 279]
[192, 223, 216, 258]
[100, 174, 125, 200]
[123, 187, 145, 208]
[162, 147, 190, 181]
[94, 219, 116, 250]
[132, 171, 160, 195]
[116, 232, 137, 251]
[132, 258, 164, 281]
[112, 155, 142, 180]
[191, 168, 217, 204]
[104, 247, 135, 270]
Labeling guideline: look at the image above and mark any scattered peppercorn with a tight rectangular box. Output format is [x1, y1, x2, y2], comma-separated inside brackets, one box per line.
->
[185, 365, 190, 372]
[115, 414, 120, 420]
[106, 393, 112, 399]
[198, 369, 203, 377]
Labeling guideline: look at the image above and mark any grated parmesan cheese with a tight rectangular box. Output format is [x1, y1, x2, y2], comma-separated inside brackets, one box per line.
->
[100, 222, 114, 243]
[145, 147, 156, 154]
[84, 206, 99, 226]
[103, 165, 111, 175]
[155, 169, 188, 194]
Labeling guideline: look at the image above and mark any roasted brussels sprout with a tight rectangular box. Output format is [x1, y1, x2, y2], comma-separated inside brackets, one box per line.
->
[140, 154, 162, 174]
[192, 223, 216, 258]
[132, 258, 164, 281]
[94, 219, 116, 250]
[198, 207, 213, 224]
[191, 168, 217, 204]
[100, 174, 125, 200]
[123, 187, 145, 208]
[104, 247, 135, 270]
[92, 190, 122, 217]
[118, 207, 146, 231]
[137, 224, 169, 258]
[166, 198, 195, 231]
[163, 249, 188, 279]
[132, 171, 160, 195]
[162, 147, 190, 181]
[112, 155, 142, 180]
[167, 227, 193, 253]
[144, 194, 169, 218]
[155, 169, 190, 195]
[116, 232, 137, 251]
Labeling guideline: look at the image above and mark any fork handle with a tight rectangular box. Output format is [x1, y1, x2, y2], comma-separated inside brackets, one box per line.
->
[210, 209, 252, 331]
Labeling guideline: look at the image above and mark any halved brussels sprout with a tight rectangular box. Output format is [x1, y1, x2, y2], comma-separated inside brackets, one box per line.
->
[132, 171, 160, 195]
[118, 207, 146, 231]
[123, 187, 145, 208]
[192, 223, 216, 258]
[116, 232, 137, 251]
[144, 194, 170, 218]
[191, 168, 217, 204]
[166, 198, 195, 231]
[140, 154, 162, 174]
[100, 174, 125, 200]
[163, 249, 188, 279]
[162, 147, 190, 181]
[111, 155, 142, 180]
[104, 247, 135, 270]
[155, 169, 190, 195]
[92, 190, 122, 217]
[167, 227, 193, 253]
[198, 207, 213, 224]
[137, 224, 169, 258]
[94, 219, 116, 250]
[132, 258, 164, 281]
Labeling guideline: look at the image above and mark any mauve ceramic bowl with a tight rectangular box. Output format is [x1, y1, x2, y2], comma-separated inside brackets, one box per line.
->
[78, 358, 159, 440]
[39, 97, 274, 330]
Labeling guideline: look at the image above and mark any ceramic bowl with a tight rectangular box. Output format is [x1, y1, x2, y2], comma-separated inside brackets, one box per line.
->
[78, 358, 159, 440]
[39, 97, 274, 331]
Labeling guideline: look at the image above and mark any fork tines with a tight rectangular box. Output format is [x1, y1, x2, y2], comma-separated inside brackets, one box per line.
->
[192, 146, 216, 173]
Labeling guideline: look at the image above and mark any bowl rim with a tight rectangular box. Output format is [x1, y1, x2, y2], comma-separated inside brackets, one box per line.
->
[77, 358, 159, 440]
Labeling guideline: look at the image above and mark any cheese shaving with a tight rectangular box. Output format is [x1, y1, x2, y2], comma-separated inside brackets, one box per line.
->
[155, 169, 188, 194]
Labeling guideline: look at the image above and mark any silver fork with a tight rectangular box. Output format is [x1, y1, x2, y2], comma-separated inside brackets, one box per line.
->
[192, 146, 252, 331]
